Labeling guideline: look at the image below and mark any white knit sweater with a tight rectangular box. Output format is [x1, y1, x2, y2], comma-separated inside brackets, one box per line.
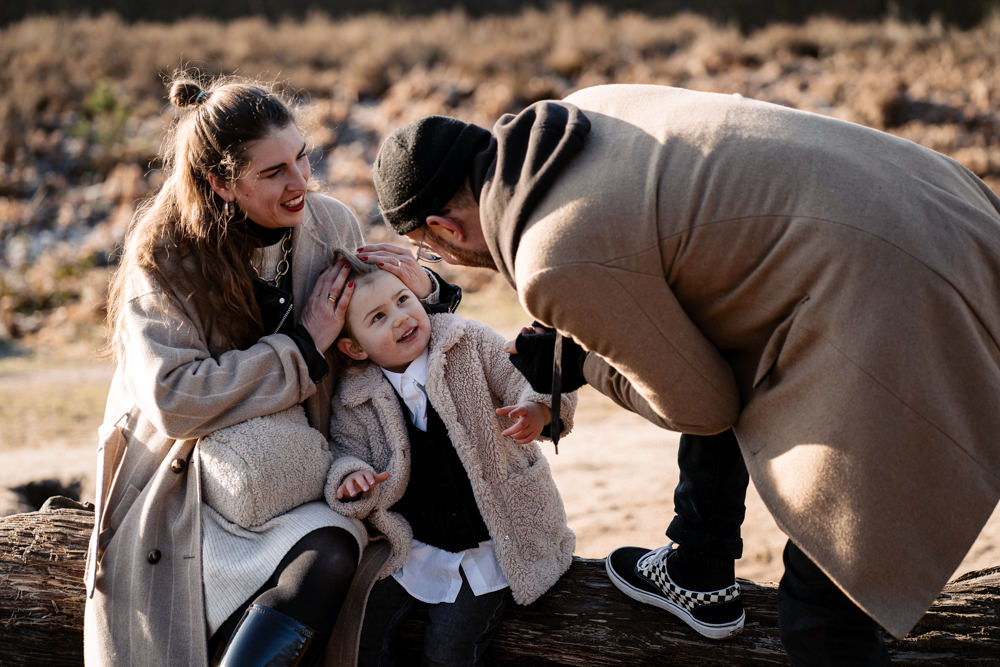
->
[201, 501, 365, 634]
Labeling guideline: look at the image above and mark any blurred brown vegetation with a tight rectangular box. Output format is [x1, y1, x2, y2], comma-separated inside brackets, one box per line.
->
[3, 0, 997, 30]
[1, 5, 1000, 349]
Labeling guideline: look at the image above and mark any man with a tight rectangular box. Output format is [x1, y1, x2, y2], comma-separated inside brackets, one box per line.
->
[368, 84, 1000, 664]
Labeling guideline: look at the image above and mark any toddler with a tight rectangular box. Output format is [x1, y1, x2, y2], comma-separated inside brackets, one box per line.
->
[324, 253, 576, 665]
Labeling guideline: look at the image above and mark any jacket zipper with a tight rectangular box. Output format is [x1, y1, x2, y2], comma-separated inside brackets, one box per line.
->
[274, 301, 294, 334]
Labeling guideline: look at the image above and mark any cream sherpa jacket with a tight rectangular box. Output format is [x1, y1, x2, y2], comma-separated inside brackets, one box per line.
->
[325, 313, 576, 605]
[198, 405, 334, 528]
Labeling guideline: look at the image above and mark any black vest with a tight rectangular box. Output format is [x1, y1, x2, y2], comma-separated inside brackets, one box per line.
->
[389, 395, 491, 553]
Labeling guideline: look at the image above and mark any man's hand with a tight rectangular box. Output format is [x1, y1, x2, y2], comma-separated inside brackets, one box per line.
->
[503, 322, 589, 393]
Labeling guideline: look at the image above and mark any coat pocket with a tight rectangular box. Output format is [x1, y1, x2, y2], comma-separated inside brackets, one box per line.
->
[753, 296, 811, 389]
[94, 420, 130, 548]
[104, 484, 140, 548]
[93, 406, 147, 561]
[496, 455, 568, 563]
[87, 417, 133, 594]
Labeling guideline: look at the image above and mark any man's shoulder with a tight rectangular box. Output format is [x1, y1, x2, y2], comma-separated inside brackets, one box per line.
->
[564, 83, 688, 105]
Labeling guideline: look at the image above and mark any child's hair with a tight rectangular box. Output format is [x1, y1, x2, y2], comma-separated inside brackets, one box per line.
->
[332, 247, 378, 280]
[331, 248, 379, 369]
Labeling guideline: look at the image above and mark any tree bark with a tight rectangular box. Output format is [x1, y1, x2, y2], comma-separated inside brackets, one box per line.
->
[2, 501, 998, 666]
[1, 499, 91, 667]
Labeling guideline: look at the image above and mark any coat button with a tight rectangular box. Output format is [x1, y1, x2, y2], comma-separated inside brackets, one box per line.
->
[170, 458, 187, 473]
[147, 549, 161, 564]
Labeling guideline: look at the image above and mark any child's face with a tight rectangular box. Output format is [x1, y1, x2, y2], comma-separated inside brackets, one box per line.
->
[337, 270, 431, 373]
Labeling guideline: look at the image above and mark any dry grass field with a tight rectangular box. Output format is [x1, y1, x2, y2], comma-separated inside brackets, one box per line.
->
[2, 7, 1000, 342]
[1, 6, 999, 584]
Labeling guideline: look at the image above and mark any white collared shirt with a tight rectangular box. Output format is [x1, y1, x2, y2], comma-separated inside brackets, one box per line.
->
[382, 348, 430, 430]
[380, 350, 509, 602]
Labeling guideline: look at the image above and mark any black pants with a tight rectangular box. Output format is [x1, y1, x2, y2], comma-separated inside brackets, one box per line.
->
[779, 541, 891, 666]
[666, 429, 749, 560]
[358, 572, 512, 666]
[667, 429, 890, 665]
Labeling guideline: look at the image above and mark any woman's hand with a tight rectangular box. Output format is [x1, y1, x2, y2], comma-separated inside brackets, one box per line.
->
[356, 243, 434, 299]
[337, 470, 391, 500]
[299, 260, 355, 353]
[497, 401, 551, 445]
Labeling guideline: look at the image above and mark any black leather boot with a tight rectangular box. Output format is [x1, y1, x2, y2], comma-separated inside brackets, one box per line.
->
[218, 604, 316, 667]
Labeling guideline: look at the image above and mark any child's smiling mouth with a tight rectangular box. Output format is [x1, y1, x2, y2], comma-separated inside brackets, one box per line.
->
[397, 326, 418, 343]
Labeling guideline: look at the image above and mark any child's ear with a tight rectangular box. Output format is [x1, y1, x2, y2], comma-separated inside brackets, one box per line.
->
[337, 337, 368, 361]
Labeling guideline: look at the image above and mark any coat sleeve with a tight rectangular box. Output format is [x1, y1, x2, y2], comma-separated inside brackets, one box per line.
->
[466, 320, 578, 437]
[119, 285, 318, 441]
[327, 393, 391, 518]
[324, 454, 378, 519]
[520, 262, 739, 434]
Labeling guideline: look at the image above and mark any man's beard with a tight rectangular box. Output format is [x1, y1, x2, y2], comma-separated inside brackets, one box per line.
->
[427, 229, 498, 271]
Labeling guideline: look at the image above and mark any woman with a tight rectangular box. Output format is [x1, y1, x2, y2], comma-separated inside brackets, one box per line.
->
[83, 73, 458, 666]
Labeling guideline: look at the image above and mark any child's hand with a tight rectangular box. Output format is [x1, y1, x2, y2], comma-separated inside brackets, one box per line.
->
[497, 401, 551, 445]
[337, 470, 390, 500]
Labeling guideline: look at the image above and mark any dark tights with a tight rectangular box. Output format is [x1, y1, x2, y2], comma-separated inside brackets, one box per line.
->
[209, 526, 359, 663]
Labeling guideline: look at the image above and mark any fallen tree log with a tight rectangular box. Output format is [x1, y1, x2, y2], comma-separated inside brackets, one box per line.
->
[2, 500, 998, 665]
[1, 498, 91, 667]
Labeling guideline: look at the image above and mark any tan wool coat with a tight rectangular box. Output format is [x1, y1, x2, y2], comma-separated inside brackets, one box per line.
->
[325, 313, 577, 605]
[83, 193, 370, 666]
[481, 84, 1000, 638]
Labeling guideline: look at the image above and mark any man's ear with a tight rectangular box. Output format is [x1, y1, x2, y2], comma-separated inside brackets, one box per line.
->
[206, 172, 234, 202]
[337, 337, 368, 361]
[425, 215, 465, 242]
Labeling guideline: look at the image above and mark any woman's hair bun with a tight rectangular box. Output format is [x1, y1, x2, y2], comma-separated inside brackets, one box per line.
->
[170, 80, 208, 109]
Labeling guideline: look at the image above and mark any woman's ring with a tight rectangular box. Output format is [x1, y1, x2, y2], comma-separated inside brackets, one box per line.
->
[328, 294, 337, 305]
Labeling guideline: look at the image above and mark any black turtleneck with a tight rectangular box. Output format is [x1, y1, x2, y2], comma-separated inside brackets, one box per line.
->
[237, 219, 330, 383]
[241, 219, 288, 247]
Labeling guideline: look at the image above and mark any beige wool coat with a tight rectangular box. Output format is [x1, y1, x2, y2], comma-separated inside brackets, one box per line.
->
[481, 84, 1000, 638]
[83, 194, 373, 666]
[325, 313, 577, 605]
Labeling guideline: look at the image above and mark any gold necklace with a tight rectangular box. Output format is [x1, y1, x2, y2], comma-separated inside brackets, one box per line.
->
[252, 230, 293, 286]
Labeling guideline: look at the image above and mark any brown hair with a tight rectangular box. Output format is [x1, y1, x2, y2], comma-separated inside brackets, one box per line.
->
[330, 248, 382, 370]
[446, 177, 478, 211]
[331, 247, 378, 339]
[105, 72, 301, 357]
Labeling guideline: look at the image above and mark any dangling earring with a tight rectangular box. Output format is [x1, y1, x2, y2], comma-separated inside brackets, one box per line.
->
[224, 201, 233, 218]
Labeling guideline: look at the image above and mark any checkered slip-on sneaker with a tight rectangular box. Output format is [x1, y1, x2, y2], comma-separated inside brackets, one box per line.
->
[605, 543, 745, 640]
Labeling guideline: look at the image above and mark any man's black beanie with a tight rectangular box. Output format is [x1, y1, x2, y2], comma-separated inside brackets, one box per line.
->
[373, 115, 492, 235]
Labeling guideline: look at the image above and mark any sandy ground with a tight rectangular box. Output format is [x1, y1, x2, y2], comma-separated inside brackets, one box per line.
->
[2, 381, 998, 588]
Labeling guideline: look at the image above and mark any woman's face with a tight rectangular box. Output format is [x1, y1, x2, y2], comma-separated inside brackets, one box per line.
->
[213, 123, 312, 229]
